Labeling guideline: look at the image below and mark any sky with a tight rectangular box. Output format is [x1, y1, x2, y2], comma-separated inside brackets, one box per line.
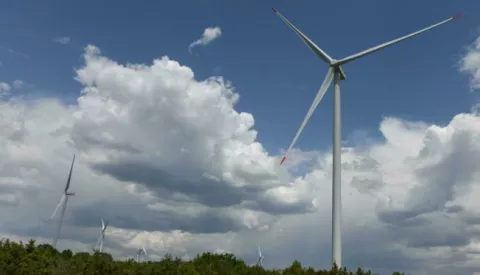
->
[1, 0, 480, 274]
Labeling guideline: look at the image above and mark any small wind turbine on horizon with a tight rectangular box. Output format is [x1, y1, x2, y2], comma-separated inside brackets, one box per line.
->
[272, 8, 462, 267]
[256, 245, 264, 267]
[94, 218, 109, 253]
[50, 155, 76, 249]
[136, 247, 147, 262]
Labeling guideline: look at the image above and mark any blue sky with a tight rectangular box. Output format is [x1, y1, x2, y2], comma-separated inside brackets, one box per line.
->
[1, 0, 479, 155]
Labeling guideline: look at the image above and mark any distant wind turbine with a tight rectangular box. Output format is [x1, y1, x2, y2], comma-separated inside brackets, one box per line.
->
[136, 247, 147, 262]
[94, 218, 109, 253]
[50, 155, 76, 249]
[272, 8, 462, 267]
[256, 245, 264, 267]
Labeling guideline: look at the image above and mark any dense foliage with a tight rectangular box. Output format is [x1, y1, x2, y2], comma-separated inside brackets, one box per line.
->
[0, 239, 404, 275]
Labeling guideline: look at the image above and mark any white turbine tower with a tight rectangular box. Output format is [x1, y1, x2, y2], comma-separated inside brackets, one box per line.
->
[136, 247, 147, 262]
[272, 8, 462, 267]
[50, 154, 76, 249]
[256, 245, 264, 267]
[94, 218, 109, 253]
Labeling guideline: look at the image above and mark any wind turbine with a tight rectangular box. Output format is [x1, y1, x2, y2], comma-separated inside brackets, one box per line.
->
[256, 245, 264, 267]
[94, 218, 109, 253]
[136, 247, 147, 262]
[272, 8, 462, 267]
[50, 154, 76, 249]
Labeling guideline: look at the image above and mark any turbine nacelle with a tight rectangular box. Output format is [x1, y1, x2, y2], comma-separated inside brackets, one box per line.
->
[66, 192, 75, 196]
[332, 65, 347, 81]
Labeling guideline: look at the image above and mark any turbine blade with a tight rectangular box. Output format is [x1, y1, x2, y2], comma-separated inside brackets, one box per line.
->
[336, 13, 463, 65]
[64, 154, 75, 193]
[95, 234, 102, 249]
[49, 195, 66, 220]
[280, 67, 335, 165]
[272, 8, 333, 64]
[101, 218, 105, 229]
[104, 219, 109, 229]
[258, 245, 262, 257]
[52, 195, 69, 248]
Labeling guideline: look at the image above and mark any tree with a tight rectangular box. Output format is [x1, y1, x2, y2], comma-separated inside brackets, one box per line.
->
[0, 238, 404, 275]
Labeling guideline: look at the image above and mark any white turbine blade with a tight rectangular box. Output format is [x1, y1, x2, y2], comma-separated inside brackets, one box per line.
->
[52, 195, 70, 248]
[272, 8, 333, 65]
[95, 234, 102, 249]
[103, 219, 109, 230]
[101, 218, 105, 229]
[99, 235, 104, 252]
[49, 194, 66, 220]
[143, 247, 147, 255]
[280, 67, 335, 165]
[336, 13, 463, 65]
[64, 154, 75, 193]
[257, 245, 262, 257]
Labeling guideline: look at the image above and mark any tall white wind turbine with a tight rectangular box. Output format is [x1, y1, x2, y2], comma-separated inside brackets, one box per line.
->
[136, 247, 147, 262]
[256, 245, 264, 267]
[94, 218, 109, 253]
[272, 8, 462, 267]
[50, 154, 76, 249]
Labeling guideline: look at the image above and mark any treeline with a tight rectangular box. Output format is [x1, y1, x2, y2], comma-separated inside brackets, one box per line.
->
[0, 239, 404, 275]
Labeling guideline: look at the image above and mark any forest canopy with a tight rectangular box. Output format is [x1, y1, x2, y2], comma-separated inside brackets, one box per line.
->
[0, 238, 405, 275]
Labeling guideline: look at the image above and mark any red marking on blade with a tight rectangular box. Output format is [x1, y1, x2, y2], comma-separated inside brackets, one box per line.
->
[453, 13, 463, 20]
[280, 156, 286, 165]
[272, 7, 277, 13]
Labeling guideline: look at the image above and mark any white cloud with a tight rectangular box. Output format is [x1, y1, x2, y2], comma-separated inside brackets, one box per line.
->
[0, 82, 10, 97]
[12, 80, 25, 89]
[188, 26, 222, 53]
[1, 35, 480, 275]
[52, 37, 71, 45]
[460, 37, 480, 89]
[0, 80, 26, 99]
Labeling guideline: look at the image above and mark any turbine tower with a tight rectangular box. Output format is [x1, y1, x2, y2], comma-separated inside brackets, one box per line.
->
[256, 245, 264, 267]
[94, 218, 109, 253]
[272, 8, 462, 267]
[136, 247, 147, 262]
[50, 154, 76, 249]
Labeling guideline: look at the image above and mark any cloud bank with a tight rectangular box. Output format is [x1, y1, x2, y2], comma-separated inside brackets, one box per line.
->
[0, 35, 480, 274]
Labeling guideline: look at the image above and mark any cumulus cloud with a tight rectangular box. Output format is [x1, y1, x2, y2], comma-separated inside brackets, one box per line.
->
[0, 82, 10, 97]
[460, 36, 480, 89]
[1, 35, 480, 275]
[188, 26, 222, 53]
[0, 80, 26, 99]
[52, 37, 71, 45]
[12, 80, 25, 89]
[0, 44, 314, 257]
